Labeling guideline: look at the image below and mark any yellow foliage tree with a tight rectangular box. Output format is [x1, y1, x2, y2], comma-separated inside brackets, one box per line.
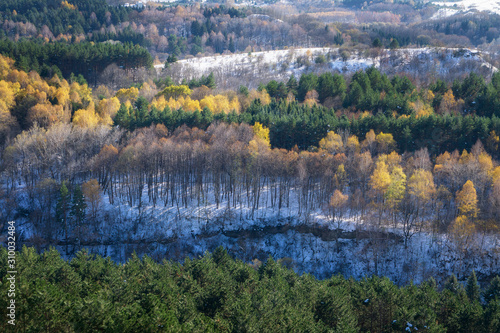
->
[385, 151, 402, 170]
[115, 86, 139, 103]
[229, 96, 241, 113]
[319, 131, 343, 154]
[370, 160, 391, 194]
[375, 132, 396, 153]
[0, 55, 14, 79]
[183, 96, 201, 112]
[214, 94, 230, 112]
[0, 80, 17, 114]
[459, 149, 472, 164]
[385, 166, 406, 210]
[492, 166, 500, 183]
[408, 169, 436, 202]
[253, 122, 270, 147]
[139, 81, 156, 101]
[422, 89, 435, 103]
[409, 99, 433, 117]
[61, 1, 76, 10]
[330, 189, 349, 224]
[97, 97, 120, 126]
[27, 103, 64, 128]
[73, 103, 100, 128]
[456, 180, 478, 218]
[439, 89, 457, 115]
[159, 85, 191, 99]
[151, 95, 168, 111]
[200, 95, 216, 112]
[346, 135, 360, 154]
[361, 129, 376, 152]
[450, 215, 475, 250]
[248, 89, 271, 106]
[477, 152, 493, 173]
[199, 94, 238, 113]
[70, 81, 92, 106]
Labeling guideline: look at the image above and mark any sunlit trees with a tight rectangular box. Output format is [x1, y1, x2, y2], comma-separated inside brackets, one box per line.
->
[370, 159, 391, 224]
[319, 131, 343, 155]
[385, 166, 406, 220]
[158, 85, 191, 99]
[451, 180, 479, 250]
[330, 189, 348, 228]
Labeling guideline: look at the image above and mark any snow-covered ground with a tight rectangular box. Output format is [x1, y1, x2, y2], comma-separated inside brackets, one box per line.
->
[158, 47, 496, 89]
[432, 0, 500, 18]
[15, 182, 500, 286]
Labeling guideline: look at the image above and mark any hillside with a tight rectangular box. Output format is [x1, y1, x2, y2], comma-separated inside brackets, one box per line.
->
[159, 47, 497, 89]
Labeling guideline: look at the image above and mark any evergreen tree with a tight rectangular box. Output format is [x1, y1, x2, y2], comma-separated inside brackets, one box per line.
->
[205, 72, 216, 89]
[466, 270, 481, 303]
[484, 276, 500, 304]
[114, 103, 130, 129]
[134, 96, 149, 128]
[297, 73, 318, 102]
[372, 38, 383, 48]
[287, 74, 298, 97]
[56, 181, 70, 254]
[389, 38, 400, 49]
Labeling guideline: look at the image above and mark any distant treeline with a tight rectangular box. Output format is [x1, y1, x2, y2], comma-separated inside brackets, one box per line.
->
[0, 38, 153, 83]
[0, 0, 130, 36]
[115, 68, 500, 157]
[0, 246, 499, 332]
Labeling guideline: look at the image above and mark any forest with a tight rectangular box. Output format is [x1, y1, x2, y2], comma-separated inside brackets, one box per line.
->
[1, 246, 500, 332]
[1, 0, 500, 87]
[0, 55, 498, 257]
[1, 0, 500, 330]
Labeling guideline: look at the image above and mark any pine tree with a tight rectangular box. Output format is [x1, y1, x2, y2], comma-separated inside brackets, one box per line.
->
[389, 38, 400, 49]
[205, 72, 216, 89]
[114, 103, 130, 129]
[466, 270, 480, 303]
[287, 74, 298, 97]
[56, 181, 70, 254]
[484, 276, 500, 304]
[372, 38, 383, 48]
[444, 274, 463, 295]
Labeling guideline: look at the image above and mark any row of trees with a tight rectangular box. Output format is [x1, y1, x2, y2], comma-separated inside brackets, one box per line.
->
[3, 122, 499, 249]
[1, 246, 500, 332]
[1, 55, 499, 157]
[112, 97, 500, 157]
[264, 69, 500, 118]
[0, 38, 153, 84]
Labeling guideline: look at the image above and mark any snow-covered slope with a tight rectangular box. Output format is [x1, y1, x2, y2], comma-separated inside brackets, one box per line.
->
[432, 0, 500, 18]
[17, 183, 500, 286]
[158, 47, 496, 89]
